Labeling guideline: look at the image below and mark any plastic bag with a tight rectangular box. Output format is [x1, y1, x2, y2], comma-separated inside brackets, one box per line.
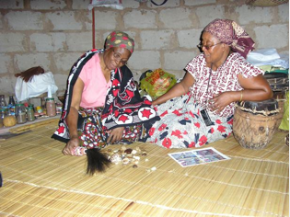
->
[88, 0, 123, 10]
[140, 68, 176, 100]
[15, 71, 58, 102]
[279, 91, 289, 131]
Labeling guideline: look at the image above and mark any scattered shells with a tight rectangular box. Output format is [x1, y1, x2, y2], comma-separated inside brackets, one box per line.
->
[110, 153, 122, 163]
[122, 157, 130, 165]
[124, 148, 132, 154]
[104, 146, 147, 167]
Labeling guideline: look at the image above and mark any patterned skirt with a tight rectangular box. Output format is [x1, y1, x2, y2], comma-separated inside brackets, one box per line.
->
[77, 107, 147, 149]
[146, 93, 233, 149]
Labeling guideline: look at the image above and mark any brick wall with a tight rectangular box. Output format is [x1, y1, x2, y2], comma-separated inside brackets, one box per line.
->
[0, 0, 289, 97]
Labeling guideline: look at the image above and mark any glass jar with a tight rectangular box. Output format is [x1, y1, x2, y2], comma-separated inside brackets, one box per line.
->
[15, 103, 27, 124]
[46, 98, 56, 117]
[27, 105, 35, 122]
[56, 103, 63, 115]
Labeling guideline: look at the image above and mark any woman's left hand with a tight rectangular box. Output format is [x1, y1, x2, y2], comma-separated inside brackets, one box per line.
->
[107, 127, 125, 144]
[209, 92, 234, 113]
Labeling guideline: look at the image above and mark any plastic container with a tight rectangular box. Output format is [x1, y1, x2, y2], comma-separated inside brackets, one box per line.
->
[46, 98, 56, 117]
[15, 103, 27, 124]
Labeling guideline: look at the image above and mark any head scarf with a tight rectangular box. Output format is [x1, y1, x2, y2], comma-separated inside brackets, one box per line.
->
[105, 31, 135, 54]
[203, 19, 255, 58]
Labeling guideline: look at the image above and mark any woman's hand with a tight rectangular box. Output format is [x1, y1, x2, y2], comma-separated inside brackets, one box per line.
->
[208, 92, 235, 113]
[62, 137, 79, 155]
[152, 72, 195, 106]
[107, 127, 125, 144]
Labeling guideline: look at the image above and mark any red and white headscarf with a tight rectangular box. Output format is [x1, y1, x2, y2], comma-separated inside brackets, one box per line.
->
[105, 31, 135, 54]
[204, 19, 255, 58]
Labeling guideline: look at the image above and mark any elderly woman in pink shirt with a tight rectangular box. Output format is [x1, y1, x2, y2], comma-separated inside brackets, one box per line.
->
[52, 31, 159, 174]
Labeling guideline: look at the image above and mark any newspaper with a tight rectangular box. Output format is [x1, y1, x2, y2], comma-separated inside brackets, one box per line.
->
[168, 147, 230, 167]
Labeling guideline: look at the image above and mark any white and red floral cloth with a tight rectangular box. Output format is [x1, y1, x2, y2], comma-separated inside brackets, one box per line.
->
[147, 52, 264, 149]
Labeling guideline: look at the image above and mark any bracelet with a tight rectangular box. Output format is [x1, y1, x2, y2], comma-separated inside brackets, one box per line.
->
[239, 90, 243, 102]
[70, 135, 79, 139]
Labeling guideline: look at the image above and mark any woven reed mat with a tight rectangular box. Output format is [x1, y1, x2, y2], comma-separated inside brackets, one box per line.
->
[0, 120, 288, 217]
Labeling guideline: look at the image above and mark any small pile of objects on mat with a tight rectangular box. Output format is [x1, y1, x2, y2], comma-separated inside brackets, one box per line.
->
[103, 146, 148, 168]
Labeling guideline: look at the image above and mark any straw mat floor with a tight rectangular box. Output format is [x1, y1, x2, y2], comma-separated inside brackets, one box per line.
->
[0, 118, 289, 216]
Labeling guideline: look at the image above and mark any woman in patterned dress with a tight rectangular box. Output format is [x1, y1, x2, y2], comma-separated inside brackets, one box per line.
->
[147, 19, 273, 149]
[52, 31, 158, 174]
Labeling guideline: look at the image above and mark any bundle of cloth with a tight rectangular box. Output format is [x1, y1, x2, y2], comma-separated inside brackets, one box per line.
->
[14, 66, 58, 102]
[247, 48, 289, 92]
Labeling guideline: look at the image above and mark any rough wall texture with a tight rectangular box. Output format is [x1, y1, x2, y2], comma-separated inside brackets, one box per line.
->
[0, 0, 289, 97]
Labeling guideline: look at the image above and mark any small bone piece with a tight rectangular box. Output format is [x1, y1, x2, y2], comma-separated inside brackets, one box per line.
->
[133, 156, 140, 160]
[135, 147, 141, 152]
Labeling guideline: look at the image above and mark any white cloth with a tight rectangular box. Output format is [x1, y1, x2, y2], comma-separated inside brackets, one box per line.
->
[15, 71, 58, 102]
[247, 48, 289, 68]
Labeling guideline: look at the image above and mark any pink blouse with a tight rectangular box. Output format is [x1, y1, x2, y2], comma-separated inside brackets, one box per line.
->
[79, 53, 111, 108]
[185, 52, 264, 117]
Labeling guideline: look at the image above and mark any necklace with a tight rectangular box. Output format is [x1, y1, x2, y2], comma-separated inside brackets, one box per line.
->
[204, 54, 230, 106]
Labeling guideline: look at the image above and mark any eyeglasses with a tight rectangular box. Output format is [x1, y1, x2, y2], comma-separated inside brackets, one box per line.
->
[197, 42, 222, 50]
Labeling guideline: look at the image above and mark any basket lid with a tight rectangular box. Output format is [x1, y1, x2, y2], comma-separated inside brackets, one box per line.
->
[236, 99, 279, 116]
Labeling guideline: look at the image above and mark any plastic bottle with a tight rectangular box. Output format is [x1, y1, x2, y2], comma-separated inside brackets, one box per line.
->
[8, 95, 16, 116]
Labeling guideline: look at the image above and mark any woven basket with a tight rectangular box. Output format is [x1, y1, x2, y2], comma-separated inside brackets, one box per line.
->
[233, 100, 284, 149]
[246, 0, 288, 6]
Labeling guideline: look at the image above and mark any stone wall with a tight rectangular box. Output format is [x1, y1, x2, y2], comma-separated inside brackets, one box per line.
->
[0, 0, 289, 97]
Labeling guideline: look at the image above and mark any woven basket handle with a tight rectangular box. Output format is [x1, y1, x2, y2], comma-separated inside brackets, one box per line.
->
[151, 0, 168, 6]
